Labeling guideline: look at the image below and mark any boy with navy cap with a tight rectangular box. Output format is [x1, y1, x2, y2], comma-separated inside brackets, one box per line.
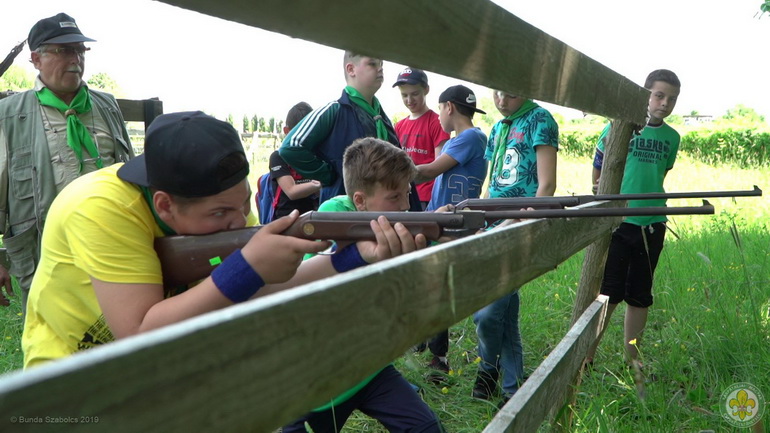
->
[392, 67, 450, 210]
[0, 12, 132, 313]
[21, 111, 426, 369]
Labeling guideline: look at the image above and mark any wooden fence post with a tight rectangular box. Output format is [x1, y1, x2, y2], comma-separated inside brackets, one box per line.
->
[551, 119, 638, 431]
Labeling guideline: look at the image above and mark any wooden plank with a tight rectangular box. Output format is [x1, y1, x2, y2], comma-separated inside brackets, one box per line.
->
[116, 98, 163, 128]
[0, 203, 618, 433]
[484, 295, 609, 433]
[157, 0, 649, 124]
[0, 93, 161, 129]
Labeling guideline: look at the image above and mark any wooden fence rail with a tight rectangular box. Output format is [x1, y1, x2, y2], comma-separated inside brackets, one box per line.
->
[485, 296, 609, 432]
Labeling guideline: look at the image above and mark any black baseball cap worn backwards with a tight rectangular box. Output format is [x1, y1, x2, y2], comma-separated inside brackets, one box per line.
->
[439, 85, 486, 114]
[27, 13, 96, 51]
[392, 67, 429, 88]
[118, 111, 250, 198]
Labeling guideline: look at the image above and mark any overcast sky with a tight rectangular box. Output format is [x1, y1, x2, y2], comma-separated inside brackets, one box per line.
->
[4, 0, 769, 122]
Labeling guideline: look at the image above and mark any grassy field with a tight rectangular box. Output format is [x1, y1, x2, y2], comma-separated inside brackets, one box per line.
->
[0, 149, 768, 432]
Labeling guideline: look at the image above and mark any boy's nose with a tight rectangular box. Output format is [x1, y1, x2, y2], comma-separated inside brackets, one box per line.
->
[228, 212, 247, 230]
[400, 196, 410, 211]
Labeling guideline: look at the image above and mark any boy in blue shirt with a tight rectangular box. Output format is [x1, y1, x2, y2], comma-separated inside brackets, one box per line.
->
[413, 84, 487, 382]
[415, 85, 488, 211]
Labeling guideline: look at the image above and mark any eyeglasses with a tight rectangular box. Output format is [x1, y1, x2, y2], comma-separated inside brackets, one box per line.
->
[41, 46, 90, 57]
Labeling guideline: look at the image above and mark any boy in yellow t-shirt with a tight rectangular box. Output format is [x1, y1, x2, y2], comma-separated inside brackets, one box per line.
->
[23, 112, 426, 368]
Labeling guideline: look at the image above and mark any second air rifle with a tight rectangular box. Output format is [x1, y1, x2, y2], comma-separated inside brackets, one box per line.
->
[154, 185, 763, 287]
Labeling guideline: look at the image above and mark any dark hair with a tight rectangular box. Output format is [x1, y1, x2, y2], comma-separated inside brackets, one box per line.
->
[285, 102, 313, 130]
[644, 69, 681, 90]
[451, 102, 476, 119]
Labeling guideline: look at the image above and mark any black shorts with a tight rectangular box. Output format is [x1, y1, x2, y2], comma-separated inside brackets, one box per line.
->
[600, 222, 666, 308]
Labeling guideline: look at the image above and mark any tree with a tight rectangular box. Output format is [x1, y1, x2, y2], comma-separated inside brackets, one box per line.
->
[258, 117, 266, 133]
[268, 117, 276, 134]
[723, 104, 765, 123]
[226, 114, 234, 126]
[251, 115, 259, 133]
[87, 72, 125, 98]
[242, 114, 250, 133]
[0, 65, 34, 91]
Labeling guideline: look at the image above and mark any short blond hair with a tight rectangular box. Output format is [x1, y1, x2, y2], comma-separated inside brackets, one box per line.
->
[343, 138, 416, 198]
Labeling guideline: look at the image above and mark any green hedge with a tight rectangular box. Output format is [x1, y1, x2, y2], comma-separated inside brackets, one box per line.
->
[559, 129, 601, 159]
[558, 126, 770, 168]
[680, 128, 769, 168]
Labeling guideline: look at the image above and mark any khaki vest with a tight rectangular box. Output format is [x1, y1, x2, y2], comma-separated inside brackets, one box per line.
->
[0, 89, 134, 282]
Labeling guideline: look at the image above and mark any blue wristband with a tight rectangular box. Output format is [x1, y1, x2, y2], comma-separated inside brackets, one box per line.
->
[331, 244, 368, 273]
[211, 249, 265, 303]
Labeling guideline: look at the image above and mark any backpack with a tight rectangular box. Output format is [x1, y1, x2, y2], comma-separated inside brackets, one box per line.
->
[256, 172, 282, 224]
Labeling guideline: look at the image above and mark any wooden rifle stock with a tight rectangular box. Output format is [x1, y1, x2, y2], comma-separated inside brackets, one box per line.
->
[155, 200, 720, 288]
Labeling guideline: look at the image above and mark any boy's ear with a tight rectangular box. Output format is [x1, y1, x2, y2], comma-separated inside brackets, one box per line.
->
[424, 85, 430, 95]
[352, 191, 368, 211]
[345, 61, 356, 79]
[283, 126, 289, 135]
[153, 191, 175, 222]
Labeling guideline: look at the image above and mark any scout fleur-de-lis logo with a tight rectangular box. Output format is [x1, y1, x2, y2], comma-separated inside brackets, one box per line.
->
[720, 382, 765, 428]
[729, 389, 756, 420]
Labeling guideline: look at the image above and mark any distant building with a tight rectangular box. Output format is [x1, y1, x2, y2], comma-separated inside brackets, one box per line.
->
[683, 114, 714, 125]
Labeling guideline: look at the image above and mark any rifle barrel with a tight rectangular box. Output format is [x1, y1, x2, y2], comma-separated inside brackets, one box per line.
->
[482, 202, 715, 220]
[592, 185, 762, 202]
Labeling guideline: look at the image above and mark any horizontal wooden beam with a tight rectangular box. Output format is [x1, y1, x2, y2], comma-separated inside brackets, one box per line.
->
[117, 98, 163, 129]
[0, 203, 620, 432]
[158, 0, 648, 124]
[485, 295, 609, 433]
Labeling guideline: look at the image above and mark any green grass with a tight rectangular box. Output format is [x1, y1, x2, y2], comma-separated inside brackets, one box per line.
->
[1, 150, 768, 433]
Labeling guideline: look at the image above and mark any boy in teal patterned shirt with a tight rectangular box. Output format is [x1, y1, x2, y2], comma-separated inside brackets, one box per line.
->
[472, 92, 558, 405]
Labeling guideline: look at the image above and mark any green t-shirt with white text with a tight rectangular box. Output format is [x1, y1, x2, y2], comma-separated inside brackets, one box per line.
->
[596, 122, 680, 226]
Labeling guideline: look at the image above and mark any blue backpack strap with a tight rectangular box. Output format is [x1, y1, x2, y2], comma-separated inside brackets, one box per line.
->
[256, 173, 275, 224]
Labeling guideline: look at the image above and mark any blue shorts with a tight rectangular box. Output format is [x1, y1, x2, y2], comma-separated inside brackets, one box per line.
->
[600, 222, 666, 308]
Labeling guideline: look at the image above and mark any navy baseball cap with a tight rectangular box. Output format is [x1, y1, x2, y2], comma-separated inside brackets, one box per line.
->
[439, 85, 486, 114]
[118, 111, 249, 198]
[392, 67, 429, 88]
[27, 13, 96, 51]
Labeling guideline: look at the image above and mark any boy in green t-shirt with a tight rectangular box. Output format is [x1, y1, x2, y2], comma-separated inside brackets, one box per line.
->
[587, 69, 682, 369]
[282, 137, 443, 432]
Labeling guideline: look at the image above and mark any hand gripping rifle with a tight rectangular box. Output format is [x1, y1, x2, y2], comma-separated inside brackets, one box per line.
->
[154, 186, 761, 287]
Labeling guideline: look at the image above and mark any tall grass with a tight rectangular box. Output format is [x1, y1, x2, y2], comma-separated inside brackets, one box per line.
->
[0, 150, 767, 433]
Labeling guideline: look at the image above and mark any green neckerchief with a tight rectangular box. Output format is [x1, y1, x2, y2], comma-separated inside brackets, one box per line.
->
[344, 85, 389, 140]
[140, 186, 177, 236]
[489, 99, 538, 183]
[35, 86, 103, 173]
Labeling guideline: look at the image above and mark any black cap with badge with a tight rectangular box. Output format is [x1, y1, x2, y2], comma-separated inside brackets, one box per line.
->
[27, 13, 96, 51]
[118, 111, 250, 198]
[439, 85, 486, 114]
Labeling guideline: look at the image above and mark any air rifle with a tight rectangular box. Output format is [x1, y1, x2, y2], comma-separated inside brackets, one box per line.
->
[455, 185, 762, 211]
[153, 188, 759, 287]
